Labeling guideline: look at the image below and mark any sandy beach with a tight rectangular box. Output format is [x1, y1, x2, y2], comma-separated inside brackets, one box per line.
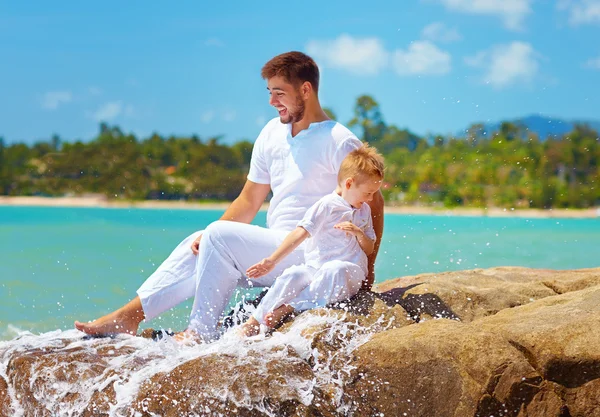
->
[1, 195, 598, 218]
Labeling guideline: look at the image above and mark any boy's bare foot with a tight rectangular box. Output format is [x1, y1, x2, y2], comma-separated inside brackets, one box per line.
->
[238, 317, 261, 337]
[173, 329, 202, 345]
[75, 297, 144, 336]
[264, 305, 295, 329]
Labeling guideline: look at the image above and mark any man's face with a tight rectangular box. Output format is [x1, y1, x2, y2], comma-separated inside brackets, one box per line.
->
[267, 76, 305, 124]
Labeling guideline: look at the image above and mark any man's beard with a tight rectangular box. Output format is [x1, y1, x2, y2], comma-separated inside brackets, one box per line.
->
[280, 94, 305, 124]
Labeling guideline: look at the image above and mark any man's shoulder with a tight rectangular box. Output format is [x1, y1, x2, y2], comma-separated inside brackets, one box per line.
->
[319, 121, 359, 142]
[261, 117, 284, 134]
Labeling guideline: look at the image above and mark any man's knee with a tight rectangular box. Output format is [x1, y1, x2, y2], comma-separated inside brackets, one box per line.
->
[202, 220, 231, 245]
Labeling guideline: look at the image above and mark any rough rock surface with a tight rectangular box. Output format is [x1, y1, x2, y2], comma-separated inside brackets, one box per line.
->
[1, 266, 599, 416]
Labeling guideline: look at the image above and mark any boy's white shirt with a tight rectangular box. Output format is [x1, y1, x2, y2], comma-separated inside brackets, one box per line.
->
[298, 192, 376, 276]
[248, 117, 363, 232]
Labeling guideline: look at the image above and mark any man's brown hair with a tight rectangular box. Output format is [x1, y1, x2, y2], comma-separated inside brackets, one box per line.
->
[338, 144, 385, 184]
[261, 51, 320, 94]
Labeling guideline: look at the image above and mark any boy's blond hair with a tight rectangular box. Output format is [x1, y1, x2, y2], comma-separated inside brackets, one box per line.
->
[338, 144, 385, 184]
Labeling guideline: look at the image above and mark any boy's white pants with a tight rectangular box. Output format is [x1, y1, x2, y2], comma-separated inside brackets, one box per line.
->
[137, 220, 364, 341]
[252, 261, 364, 325]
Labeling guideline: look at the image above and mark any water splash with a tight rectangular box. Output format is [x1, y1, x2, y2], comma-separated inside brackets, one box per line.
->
[0, 308, 397, 416]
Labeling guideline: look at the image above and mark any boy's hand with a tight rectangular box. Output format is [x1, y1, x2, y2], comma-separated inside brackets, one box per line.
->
[246, 258, 276, 278]
[334, 221, 362, 237]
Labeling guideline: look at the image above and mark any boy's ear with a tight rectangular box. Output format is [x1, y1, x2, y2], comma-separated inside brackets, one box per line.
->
[345, 177, 353, 189]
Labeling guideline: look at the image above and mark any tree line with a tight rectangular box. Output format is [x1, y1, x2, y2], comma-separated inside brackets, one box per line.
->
[1, 95, 598, 209]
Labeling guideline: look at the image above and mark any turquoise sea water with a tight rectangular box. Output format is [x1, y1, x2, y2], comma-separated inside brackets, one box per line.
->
[1, 206, 598, 339]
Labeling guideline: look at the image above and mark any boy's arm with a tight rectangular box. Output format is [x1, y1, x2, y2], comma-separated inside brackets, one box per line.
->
[268, 226, 310, 264]
[247, 227, 310, 278]
[364, 191, 384, 291]
[355, 231, 376, 256]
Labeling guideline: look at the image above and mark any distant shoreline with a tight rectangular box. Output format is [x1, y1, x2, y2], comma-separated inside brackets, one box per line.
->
[1, 196, 598, 218]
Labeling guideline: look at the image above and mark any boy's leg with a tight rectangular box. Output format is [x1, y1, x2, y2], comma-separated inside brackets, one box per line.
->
[288, 260, 365, 312]
[251, 265, 315, 325]
[188, 221, 304, 341]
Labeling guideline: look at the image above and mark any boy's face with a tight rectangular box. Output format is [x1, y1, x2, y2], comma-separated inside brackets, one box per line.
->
[343, 176, 382, 209]
[266, 76, 306, 124]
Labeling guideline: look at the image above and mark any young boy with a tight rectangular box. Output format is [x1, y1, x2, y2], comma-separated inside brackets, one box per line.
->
[240, 144, 385, 336]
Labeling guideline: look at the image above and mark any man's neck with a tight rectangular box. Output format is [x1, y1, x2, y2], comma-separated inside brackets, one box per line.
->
[290, 106, 330, 137]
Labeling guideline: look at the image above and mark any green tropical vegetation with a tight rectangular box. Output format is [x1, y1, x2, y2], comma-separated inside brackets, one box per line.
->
[1, 95, 598, 209]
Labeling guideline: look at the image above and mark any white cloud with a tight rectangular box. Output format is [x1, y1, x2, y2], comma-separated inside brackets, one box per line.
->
[421, 22, 463, 43]
[256, 116, 267, 127]
[305, 34, 389, 75]
[465, 41, 540, 88]
[558, 0, 600, 25]
[200, 110, 215, 123]
[90, 101, 123, 121]
[585, 55, 600, 69]
[431, 0, 532, 30]
[41, 91, 72, 110]
[88, 86, 102, 96]
[124, 104, 135, 118]
[392, 41, 452, 75]
[126, 78, 140, 88]
[222, 110, 236, 122]
[204, 37, 225, 47]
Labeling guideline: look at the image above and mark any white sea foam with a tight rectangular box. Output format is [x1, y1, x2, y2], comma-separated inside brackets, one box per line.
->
[0, 311, 390, 416]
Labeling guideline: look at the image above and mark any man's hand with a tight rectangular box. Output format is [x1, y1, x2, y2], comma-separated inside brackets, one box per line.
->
[246, 258, 276, 278]
[191, 234, 203, 255]
[333, 221, 362, 237]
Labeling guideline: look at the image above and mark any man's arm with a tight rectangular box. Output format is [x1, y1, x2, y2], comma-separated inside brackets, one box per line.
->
[191, 180, 270, 254]
[219, 180, 271, 223]
[363, 190, 384, 291]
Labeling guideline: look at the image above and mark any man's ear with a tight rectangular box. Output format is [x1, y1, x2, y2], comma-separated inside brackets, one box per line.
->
[301, 81, 312, 98]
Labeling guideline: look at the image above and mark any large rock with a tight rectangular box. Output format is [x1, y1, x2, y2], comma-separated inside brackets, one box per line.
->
[0, 267, 599, 416]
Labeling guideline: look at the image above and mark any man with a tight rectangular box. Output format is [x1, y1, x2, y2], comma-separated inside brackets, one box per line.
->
[75, 51, 384, 342]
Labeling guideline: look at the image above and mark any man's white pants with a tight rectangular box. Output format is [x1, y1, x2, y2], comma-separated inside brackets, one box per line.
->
[137, 221, 308, 340]
[252, 261, 364, 325]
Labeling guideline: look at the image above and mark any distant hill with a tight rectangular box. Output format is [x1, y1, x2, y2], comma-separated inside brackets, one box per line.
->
[459, 114, 600, 141]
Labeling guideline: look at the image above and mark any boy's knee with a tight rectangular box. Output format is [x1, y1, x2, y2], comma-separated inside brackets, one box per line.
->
[320, 260, 349, 276]
[279, 265, 307, 281]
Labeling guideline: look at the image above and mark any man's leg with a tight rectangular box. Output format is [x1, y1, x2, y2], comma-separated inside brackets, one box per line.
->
[288, 260, 365, 312]
[75, 231, 203, 335]
[187, 221, 304, 341]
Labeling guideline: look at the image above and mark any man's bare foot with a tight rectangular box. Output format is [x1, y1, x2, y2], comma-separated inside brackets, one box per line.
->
[173, 329, 202, 345]
[75, 297, 144, 336]
[264, 304, 295, 329]
[75, 313, 139, 336]
[238, 317, 261, 337]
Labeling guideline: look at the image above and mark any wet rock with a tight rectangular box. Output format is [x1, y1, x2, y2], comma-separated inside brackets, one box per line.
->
[0, 375, 9, 416]
[0, 267, 599, 416]
[131, 348, 317, 416]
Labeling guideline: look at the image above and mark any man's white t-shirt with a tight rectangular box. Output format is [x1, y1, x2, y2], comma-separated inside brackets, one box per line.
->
[248, 118, 363, 232]
[298, 192, 375, 276]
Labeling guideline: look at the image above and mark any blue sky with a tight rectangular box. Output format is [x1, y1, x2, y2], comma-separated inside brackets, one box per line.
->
[1, 0, 599, 145]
